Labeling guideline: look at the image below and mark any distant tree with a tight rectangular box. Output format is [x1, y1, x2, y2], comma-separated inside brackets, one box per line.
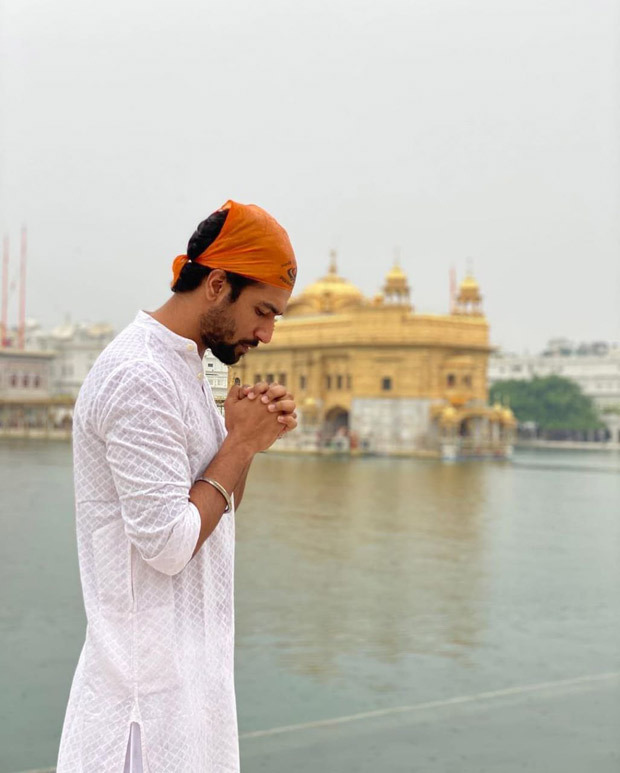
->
[490, 376, 603, 438]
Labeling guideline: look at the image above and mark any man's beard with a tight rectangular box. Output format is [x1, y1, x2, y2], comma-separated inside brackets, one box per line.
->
[199, 306, 258, 365]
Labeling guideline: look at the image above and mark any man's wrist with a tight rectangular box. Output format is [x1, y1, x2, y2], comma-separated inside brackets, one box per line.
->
[221, 432, 256, 464]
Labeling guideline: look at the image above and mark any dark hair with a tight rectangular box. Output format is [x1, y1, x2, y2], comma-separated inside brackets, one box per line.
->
[172, 208, 258, 302]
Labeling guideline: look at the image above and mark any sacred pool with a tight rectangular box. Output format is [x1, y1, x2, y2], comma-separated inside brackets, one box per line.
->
[0, 441, 618, 772]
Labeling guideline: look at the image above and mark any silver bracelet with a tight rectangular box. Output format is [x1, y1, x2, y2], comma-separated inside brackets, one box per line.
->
[195, 477, 232, 513]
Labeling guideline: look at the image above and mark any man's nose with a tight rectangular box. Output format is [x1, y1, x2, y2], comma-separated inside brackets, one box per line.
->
[255, 320, 274, 344]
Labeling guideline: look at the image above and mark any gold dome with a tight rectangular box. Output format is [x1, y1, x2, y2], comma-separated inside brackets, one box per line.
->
[461, 275, 479, 289]
[386, 263, 407, 281]
[501, 407, 516, 424]
[458, 275, 482, 303]
[286, 250, 365, 316]
[489, 401, 504, 421]
[440, 405, 459, 425]
[382, 260, 411, 306]
[302, 273, 365, 302]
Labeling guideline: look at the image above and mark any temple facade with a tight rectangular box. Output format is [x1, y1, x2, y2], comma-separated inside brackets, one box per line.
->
[229, 253, 516, 459]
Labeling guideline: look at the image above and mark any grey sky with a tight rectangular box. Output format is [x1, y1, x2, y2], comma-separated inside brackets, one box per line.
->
[1, 0, 618, 353]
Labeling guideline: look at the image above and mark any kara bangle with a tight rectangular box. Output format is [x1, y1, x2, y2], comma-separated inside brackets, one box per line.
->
[196, 477, 232, 513]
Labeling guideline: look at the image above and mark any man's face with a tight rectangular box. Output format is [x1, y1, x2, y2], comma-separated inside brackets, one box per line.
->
[199, 282, 291, 365]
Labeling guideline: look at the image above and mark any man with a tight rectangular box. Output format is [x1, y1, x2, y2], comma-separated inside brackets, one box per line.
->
[56, 200, 298, 772]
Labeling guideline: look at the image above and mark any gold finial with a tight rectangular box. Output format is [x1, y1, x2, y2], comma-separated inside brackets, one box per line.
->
[328, 249, 338, 275]
[393, 246, 401, 268]
[466, 256, 474, 278]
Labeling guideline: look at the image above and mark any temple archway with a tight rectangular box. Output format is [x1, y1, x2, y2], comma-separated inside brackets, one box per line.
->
[458, 418, 471, 438]
[321, 406, 349, 445]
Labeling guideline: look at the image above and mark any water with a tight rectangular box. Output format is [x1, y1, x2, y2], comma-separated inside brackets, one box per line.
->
[1, 441, 619, 772]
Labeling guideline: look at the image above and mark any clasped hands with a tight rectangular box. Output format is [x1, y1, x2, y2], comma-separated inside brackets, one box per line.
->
[225, 380, 297, 452]
[241, 381, 297, 435]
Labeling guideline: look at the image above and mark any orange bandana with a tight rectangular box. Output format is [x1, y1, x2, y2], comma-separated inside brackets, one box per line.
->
[171, 200, 297, 290]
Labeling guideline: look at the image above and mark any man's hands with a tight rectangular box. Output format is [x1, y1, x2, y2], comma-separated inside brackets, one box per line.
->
[224, 381, 297, 454]
[190, 382, 297, 555]
[241, 382, 297, 433]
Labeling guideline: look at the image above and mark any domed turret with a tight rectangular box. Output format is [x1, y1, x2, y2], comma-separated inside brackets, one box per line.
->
[501, 406, 516, 426]
[455, 271, 483, 315]
[382, 260, 411, 308]
[440, 405, 459, 425]
[491, 401, 504, 421]
[459, 276, 481, 302]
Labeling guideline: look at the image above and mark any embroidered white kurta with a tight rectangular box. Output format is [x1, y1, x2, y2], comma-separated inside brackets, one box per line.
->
[56, 310, 239, 773]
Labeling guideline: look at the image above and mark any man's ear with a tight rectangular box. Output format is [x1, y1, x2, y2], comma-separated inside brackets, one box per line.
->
[203, 269, 228, 302]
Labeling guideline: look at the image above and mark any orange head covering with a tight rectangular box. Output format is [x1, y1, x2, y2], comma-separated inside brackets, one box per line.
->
[171, 200, 297, 291]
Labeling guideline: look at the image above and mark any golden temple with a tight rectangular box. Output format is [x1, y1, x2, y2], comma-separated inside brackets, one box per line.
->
[229, 252, 515, 459]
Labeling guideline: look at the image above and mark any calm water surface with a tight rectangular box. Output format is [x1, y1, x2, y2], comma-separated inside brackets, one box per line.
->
[0, 442, 619, 772]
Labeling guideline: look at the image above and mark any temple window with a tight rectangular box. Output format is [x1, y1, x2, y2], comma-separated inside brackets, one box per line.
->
[326, 375, 332, 389]
[34, 375, 41, 388]
[382, 377, 392, 391]
[336, 375, 343, 390]
[254, 374, 261, 384]
[10, 374, 18, 387]
[23, 375, 29, 387]
[447, 373, 456, 387]
[266, 373, 274, 383]
[299, 375, 307, 390]
[463, 375, 472, 387]
[279, 373, 287, 386]
[346, 375, 352, 390]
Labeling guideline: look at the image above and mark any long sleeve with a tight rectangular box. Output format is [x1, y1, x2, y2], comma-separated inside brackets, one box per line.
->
[95, 360, 201, 576]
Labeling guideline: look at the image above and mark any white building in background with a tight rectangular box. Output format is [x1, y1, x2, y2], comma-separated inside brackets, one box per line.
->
[0, 348, 74, 436]
[10, 318, 228, 407]
[489, 340, 620, 442]
[25, 319, 115, 397]
[203, 351, 228, 403]
[489, 341, 620, 410]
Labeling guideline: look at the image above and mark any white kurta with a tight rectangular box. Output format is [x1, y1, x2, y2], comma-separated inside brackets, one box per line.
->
[56, 310, 239, 773]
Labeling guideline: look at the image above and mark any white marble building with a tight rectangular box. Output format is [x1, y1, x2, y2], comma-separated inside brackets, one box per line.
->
[203, 351, 228, 403]
[489, 342, 620, 409]
[25, 319, 115, 397]
[351, 397, 434, 454]
[489, 341, 620, 441]
[0, 347, 74, 436]
[2, 319, 228, 434]
[20, 318, 228, 401]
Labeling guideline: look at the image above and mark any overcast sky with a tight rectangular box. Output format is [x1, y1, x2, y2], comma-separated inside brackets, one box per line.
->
[1, 0, 618, 353]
